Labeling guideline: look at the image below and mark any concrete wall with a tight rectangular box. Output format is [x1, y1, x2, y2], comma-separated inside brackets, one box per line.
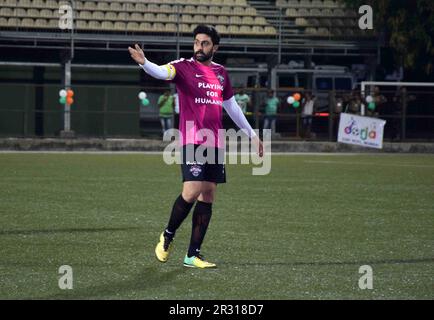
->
[1, 138, 433, 153]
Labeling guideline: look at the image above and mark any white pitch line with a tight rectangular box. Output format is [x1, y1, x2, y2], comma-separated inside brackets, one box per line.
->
[0, 150, 433, 157]
[304, 160, 434, 168]
[0, 151, 163, 155]
[0, 151, 383, 157]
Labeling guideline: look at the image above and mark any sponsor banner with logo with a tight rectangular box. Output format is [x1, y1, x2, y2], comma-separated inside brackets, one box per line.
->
[338, 113, 386, 149]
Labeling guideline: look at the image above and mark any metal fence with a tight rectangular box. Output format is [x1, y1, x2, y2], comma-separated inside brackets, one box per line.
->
[1, 82, 433, 141]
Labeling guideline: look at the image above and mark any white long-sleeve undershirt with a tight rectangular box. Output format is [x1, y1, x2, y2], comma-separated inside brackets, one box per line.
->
[223, 96, 257, 138]
[139, 59, 175, 80]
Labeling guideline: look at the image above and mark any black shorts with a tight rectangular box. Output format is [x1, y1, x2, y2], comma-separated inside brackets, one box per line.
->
[181, 144, 226, 184]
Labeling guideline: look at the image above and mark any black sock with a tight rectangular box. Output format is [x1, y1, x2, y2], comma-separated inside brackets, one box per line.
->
[188, 201, 213, 258]
[165, 194, 194, 240]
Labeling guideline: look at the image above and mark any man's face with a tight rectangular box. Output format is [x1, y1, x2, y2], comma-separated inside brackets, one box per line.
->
[194, 34, 217, 63]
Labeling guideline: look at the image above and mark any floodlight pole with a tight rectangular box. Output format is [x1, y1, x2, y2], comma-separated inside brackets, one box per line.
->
[70, 0, 75, 61]
[278, 8, 282, 65]
[60, 0, 75, 138]
[176, 4, 180, 60]
[64, 60, 71, 132]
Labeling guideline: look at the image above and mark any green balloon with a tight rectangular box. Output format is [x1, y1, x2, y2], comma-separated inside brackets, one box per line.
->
[293, 101, 300, 108]
[142, 98, 150, 106]
[368, 102, 376, 111]
[59, 96, 66, 104]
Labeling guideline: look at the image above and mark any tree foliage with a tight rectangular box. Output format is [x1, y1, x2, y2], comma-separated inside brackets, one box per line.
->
[341, 0, 434, 74]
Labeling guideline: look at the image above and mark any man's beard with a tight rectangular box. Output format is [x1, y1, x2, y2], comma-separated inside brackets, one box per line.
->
[194, 50, 213, 62]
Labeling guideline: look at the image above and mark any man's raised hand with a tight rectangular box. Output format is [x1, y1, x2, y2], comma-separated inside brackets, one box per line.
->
[128, 44, 145, 65]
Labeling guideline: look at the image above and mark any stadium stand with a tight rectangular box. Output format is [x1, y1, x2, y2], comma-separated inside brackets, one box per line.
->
[0, 0, 277, 36]
[0, 0, 377, 39]
[275, 0, 375, 38]
[0, 0, 379, 64]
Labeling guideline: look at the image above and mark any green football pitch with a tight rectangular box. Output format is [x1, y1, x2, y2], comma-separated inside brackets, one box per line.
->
[0, 152, 433, 299]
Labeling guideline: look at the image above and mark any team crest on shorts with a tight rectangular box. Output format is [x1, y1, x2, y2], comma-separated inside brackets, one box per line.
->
[190, 164, 202, 177]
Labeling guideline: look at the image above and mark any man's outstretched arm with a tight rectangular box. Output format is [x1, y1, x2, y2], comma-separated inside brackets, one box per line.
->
[128, 44, 175, 80]
[223, 96, 264, 157]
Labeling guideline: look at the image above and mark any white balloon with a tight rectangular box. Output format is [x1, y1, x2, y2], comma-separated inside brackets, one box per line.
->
[59, 89, 67, 97]
[138, 92, 147, 100]
[287, 96, 295, 104]
[366, 95, 373, 103]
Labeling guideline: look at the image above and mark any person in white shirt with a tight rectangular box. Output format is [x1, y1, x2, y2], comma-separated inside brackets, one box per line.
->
[301, 92, 316, 139]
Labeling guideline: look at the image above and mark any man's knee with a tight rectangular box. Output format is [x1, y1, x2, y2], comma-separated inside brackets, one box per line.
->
[198, 183, 217, 203]
[198, 191, 214, 203]
[182, 182, 202, 203]
[182, 190, 201, 203]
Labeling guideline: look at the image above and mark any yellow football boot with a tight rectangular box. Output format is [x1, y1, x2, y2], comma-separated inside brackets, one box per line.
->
[155, 232, 173, 263]
[183, 254, 217, 269]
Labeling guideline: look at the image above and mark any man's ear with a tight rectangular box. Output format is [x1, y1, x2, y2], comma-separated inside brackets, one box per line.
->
[213, 45, 219, 53]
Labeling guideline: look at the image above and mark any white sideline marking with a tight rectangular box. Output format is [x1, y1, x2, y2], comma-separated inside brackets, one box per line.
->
[304, 160, 434, 168]
[0, 151, 433, 158]
[0, 150, 430, 155]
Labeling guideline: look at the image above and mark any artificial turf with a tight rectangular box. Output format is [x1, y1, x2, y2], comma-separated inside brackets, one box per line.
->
[0, 153, 433, 299]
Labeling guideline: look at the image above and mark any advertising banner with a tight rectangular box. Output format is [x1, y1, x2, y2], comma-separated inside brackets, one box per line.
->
[338, 113, 386, 149]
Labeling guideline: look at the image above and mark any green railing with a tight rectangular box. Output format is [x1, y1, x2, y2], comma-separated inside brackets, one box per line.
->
[1, 83, 433, 141]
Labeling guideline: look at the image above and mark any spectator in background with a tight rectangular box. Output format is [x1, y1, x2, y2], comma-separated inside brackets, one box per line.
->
[369, 86, 387, 117]
[158, 90, 174, 135]
[234, 88, 251, 115]
[301, 92, 316, 139]
[345, 92, 364, 115]
[173, 91, 180, 129]
[263, 90, 280, 133]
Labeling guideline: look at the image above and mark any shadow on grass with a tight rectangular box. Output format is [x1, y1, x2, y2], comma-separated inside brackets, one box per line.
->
[220, 257, 434, 267]
[0, 227, 141, 236]
[32, 265, 187, 300]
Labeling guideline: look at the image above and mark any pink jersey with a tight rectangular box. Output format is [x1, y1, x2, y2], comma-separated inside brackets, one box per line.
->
[169, 58, 234, 148]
